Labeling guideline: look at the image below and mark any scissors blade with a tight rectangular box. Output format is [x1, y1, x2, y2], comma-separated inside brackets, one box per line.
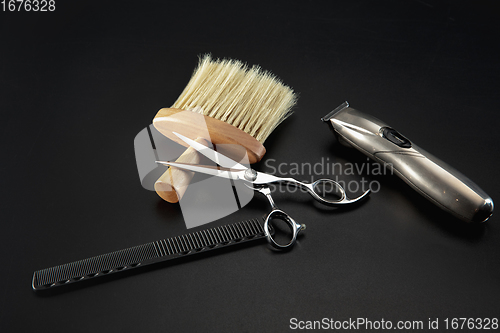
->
[155, 161, 243, 180]
[173, 132, 248, 170]
[251, 171, 284, 185]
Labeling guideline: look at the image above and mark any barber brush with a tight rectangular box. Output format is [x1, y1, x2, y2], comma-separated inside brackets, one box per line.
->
[153, 55, 296, 202]
[322, 102, 494, 223]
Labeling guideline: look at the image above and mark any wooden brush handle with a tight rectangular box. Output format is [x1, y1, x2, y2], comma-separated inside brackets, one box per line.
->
[152, 108, 266, 203]
[154, 137, 209, 203]
[153, 108, 266, 164]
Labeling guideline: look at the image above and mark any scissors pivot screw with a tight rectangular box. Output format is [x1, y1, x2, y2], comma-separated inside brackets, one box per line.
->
[244, 169, 258, 181]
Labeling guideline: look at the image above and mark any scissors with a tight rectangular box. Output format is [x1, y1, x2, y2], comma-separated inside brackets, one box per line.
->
[156, 132, 370, 250]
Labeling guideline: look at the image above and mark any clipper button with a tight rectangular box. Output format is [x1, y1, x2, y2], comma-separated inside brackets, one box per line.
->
[381, 127, 412, 148]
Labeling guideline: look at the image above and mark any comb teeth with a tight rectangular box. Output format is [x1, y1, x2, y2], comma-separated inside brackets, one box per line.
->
[32, 218, 265, 290]
[33, 243, 157, 288]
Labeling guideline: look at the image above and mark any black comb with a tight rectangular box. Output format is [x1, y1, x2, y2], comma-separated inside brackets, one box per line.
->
[32, 218, 267, 291]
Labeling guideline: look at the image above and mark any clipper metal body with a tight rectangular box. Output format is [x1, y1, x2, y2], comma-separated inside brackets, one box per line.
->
[322, 102, 493, 223]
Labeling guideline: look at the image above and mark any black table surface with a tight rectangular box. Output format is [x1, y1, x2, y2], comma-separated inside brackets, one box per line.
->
[1, 1, 499, 332]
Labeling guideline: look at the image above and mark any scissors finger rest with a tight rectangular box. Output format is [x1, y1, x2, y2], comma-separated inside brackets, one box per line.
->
[263, 209, 305, 250]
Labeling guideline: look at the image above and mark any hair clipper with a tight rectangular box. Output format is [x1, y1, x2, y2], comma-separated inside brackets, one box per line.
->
[322, 102, 493, 223]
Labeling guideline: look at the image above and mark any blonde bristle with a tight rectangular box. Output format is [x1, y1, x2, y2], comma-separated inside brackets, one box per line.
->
[171, 55, 297, 143]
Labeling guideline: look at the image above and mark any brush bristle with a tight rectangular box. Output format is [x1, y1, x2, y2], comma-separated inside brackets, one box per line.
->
[171, 55, 297, 143]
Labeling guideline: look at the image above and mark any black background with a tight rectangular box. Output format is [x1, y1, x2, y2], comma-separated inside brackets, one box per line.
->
[1, 1, 499, 332]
